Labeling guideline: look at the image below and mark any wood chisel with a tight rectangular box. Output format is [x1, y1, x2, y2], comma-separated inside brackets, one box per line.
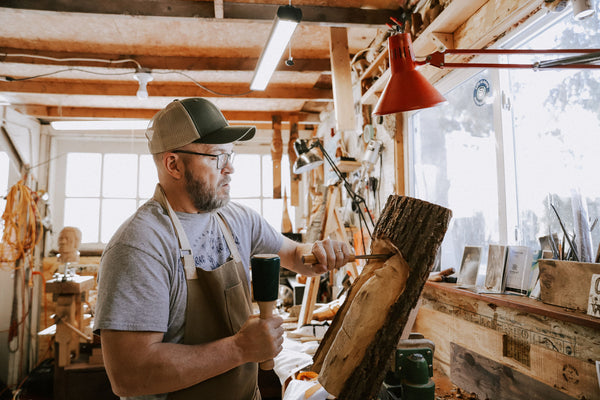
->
[302, 253, 393, 264]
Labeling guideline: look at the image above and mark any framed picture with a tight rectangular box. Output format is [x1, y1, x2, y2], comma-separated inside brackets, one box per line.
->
[457, 246, 482, 288]
[504, 246, 533, 295]
[484, 244, 507, 293]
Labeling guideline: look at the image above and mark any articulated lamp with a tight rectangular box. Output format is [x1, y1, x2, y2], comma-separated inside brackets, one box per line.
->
[373, 31, 600, 115]
[250, 5, 302, 91]
[292, 138, 375, 237]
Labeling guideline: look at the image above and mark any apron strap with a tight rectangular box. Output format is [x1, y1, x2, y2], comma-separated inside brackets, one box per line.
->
[152, 184, 197, 279]
[216, 212, 242, 263]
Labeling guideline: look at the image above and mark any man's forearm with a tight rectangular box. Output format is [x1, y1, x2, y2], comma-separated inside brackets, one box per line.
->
[102, 331, 244, 397]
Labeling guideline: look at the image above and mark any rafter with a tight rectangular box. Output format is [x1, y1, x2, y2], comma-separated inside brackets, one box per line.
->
[0, 47, 331, 72]
[14, 104, 321, 124]
[1, 1, 399, 28]
[0, 80, 333, 100]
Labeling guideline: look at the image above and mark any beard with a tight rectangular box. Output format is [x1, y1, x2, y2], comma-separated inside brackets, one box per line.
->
[184, 168, 230, 212]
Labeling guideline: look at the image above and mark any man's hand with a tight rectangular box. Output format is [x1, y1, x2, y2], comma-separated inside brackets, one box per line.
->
[234, 314, 284, 363]
[308, 238, 352, 274]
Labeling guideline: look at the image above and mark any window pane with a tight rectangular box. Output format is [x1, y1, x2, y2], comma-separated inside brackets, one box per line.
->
[233, 198, 261, 215]
[262, 154, 291, 198]
[230, 154, 261, 197]
[103, 154, 138, 198]
[64, 198, 100, 243]
[262, 155, 273, 197]
[139, 155, 158, 198]
[101, 199, 136, 243]
[65, 153, 101, 197]
[412, 69, 499, 269]
[508, 15, 600, 254]
[263, 199, 284, 232]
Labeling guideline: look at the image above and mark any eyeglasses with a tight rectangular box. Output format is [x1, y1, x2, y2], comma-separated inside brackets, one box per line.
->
[172, 150, 235, 170]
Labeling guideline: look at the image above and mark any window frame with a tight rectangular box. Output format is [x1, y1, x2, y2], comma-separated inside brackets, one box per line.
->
[406, 9, 597, 269]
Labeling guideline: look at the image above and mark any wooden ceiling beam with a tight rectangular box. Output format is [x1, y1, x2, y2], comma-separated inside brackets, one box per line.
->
[0, 47, 331, 72]
[14, 104, 321, 123]
[1, 1, 399, 28]
[0, 80, 333, 100]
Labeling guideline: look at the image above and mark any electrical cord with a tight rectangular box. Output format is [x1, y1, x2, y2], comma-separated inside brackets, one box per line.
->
[1, 53, 257, 96]
[154, 70, 254, 97]
[1, 52, 142, 69]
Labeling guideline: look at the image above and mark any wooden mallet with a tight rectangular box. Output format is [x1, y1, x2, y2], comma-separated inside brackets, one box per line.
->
[251, 254, 280, 370]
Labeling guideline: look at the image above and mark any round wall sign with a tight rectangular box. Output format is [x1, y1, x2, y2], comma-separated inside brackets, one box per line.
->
[473, 78, 491, 107]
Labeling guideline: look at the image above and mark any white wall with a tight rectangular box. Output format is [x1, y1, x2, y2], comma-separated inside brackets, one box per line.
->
[0, 106, 42, 387]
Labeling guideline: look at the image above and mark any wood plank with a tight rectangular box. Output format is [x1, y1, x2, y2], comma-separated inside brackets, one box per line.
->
[0, 47, 331, 72]
[329, 27, 356, 132]
[451, 343, 576, 400]
[46, 275, 94, 294]
[424, 281, 600, 331]
[0, 80, 333, 100]
[538, 260, 600, 312]
[422, 0, 544, 83]
[414, 306, 600, 399]
[271, 115, 282, 199]
[288, 114, 300, 207]
[14, 105, 321, 124]
[1, 0, 399, 28]
[313, 195, 452, 400]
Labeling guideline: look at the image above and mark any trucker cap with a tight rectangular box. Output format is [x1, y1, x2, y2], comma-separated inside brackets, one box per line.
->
[145, 98, 256, 154]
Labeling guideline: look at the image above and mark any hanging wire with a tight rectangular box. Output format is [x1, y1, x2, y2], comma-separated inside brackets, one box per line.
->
[153, 70, 254, 97]
[1, 53, 142, 69]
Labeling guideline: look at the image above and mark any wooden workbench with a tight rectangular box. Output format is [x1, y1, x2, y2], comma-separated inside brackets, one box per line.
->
[414, 282, 600, 399]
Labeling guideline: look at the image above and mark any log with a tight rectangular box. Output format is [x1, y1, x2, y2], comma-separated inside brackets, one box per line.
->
[312, 195, 452, 400]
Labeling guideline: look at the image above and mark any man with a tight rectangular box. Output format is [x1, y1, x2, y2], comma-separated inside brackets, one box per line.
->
[94, 98, 351, 400]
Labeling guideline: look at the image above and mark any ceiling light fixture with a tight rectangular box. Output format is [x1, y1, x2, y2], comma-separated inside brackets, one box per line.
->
[250, 5, 302, 91]
[134, 69, 153, 99]
[374, 29, 600, 115]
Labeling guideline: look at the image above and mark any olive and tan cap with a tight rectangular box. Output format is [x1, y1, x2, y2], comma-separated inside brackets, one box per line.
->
[145, 98, 256, 154]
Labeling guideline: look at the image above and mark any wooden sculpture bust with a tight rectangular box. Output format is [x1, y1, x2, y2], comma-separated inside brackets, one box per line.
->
[57, 226, 82, 264]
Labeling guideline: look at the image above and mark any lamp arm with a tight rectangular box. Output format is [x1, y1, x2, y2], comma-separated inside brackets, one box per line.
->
[422, 49, 600, 70]
[312, 140, 375, 237]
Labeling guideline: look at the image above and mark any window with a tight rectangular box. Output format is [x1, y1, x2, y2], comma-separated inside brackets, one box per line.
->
[63, 152, 157, 244]
[411, 70, 499, 269]
[230, 153, 294, 232]
[505, 15, 600, 256]
[409, 12, 600, 270]
[53, 134, 294, 248]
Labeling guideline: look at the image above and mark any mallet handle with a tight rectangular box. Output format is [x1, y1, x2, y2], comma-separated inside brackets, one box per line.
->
[258, 300, 277, 370]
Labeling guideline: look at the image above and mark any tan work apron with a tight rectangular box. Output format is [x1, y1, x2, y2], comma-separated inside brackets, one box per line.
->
[153, 185, 260, 400]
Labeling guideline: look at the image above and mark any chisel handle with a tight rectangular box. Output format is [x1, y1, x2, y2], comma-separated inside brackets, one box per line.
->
[301, 253, 391, 264]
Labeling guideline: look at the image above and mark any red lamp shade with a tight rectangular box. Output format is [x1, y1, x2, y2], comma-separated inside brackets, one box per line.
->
[373, 33, 446, 115]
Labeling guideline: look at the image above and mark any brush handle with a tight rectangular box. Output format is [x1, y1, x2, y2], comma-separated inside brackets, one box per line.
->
[258, 300, 277, 370]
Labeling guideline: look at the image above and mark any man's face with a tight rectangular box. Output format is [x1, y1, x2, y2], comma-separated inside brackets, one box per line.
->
[178, 143, 234, 212]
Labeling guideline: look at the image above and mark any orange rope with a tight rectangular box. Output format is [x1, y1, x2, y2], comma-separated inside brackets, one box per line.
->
[0, 179, 41, 268]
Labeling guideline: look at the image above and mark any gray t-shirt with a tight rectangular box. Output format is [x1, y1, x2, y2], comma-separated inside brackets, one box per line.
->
[94, 199, 283, 400]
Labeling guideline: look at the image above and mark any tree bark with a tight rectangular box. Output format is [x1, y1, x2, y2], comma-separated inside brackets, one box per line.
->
[312, 195, 452, 400]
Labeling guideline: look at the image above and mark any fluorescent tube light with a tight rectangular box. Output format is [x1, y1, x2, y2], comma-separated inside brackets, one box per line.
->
[51, 120, 149, 131]
[250, 5, 302, 91]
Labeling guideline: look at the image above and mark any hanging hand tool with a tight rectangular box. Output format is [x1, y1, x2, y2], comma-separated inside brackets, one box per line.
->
[251, 254, 281, 370]
[302, 253, 393, 264]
